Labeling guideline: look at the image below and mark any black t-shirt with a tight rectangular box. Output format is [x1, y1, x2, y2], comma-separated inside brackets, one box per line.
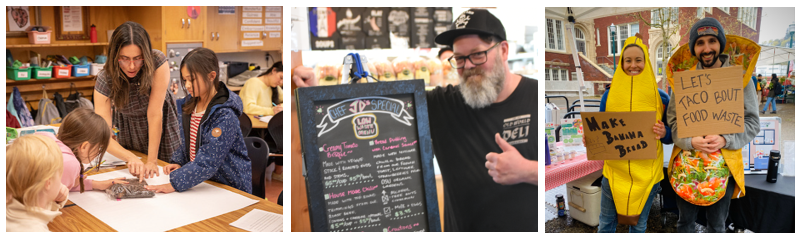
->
[427, 76, 537, 232]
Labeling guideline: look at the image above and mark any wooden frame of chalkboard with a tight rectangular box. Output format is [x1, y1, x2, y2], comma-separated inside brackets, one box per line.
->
[296, 80, 441, 232]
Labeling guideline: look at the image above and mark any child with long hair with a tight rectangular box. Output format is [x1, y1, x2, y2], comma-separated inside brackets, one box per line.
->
[6, 135, 68, 231]
[144, 48, 252, 194]
[37, 108, 131, 193]
[240, 61, 283, 116]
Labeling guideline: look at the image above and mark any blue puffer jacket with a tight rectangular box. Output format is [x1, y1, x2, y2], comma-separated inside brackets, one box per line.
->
[170, 82, 252, 194]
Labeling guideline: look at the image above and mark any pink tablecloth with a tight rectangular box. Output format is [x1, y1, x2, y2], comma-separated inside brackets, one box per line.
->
[545, 154, 604, 191]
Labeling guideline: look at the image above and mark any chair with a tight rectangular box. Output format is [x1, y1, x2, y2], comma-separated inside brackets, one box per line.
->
[277, 191, 283, 206]
[239, 113, 252, 138]
[267, 111, 283, 154]
[244, 137, 269, 199]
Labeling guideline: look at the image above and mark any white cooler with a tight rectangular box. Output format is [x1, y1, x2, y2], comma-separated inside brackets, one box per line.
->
[567, 170, 603, 226]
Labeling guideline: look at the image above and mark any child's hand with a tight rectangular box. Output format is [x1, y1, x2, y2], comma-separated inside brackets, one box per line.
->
[653, 120, 666, 139]
[163, 164, 181, 175]
[55, 184, 69, 202]
[145, 183, 176, 194]
[94, 177, 130, 191]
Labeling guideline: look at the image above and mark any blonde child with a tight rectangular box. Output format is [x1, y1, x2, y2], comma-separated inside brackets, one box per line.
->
[145, 47, 251, 194]
[6, 135, 68, 231]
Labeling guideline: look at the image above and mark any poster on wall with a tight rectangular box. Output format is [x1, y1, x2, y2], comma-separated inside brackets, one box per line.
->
[7, 6, 31, 32]
[296, 80, 441, 232]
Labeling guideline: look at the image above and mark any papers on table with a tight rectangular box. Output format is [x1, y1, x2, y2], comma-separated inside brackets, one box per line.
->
[68, 167, 259, 232]
[230, 209, 283, 232]
[258, 116, 273, 123]
[91, 152, 130, 168]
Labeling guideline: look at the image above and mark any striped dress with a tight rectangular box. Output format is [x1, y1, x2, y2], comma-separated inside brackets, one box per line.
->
[95, 49, 181, 162]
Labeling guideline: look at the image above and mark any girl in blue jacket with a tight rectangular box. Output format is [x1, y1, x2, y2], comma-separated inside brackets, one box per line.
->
[145, 48, 252, 194]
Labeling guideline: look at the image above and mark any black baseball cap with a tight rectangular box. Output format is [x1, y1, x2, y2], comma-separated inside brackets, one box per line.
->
[434, 9, 506, 46]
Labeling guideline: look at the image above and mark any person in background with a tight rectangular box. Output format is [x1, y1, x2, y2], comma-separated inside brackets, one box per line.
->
[94, 21, 181, 180]
[294, 9, 537, 231]
[753, 74, 762, 104]
[438, 47, 454, 61]
[666, 17, 759, 233]
[240, 61, 283, 116]
[145, 48, 251, 194]
[762, 73, 782, 114]
[757, 74, 765, 103]
[6, 135, 69, 232]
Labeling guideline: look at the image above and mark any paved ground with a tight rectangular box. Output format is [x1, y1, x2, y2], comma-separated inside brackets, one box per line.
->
[544, 95, 794, 233]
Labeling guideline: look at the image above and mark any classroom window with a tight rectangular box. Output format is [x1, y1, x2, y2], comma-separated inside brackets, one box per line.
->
[608, 23, 639, 56]
[546, 18, 565, 51]
[575, 27, 586, 55]
[738, 7, 758, 29]
[656, 42, 672, 76]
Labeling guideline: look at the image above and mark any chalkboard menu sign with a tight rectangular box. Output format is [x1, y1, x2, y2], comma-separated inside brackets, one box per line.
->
[296, 80, 441, 232]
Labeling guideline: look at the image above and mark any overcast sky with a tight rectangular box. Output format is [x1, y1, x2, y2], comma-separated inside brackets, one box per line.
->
[759, 7, 795, 42]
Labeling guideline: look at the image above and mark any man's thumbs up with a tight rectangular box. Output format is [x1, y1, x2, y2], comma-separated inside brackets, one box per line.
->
[485, 133, 538, 185]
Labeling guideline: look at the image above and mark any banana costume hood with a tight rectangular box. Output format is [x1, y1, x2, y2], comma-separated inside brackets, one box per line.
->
[603, 36, 663, 225]
[666, 34, 761, 200]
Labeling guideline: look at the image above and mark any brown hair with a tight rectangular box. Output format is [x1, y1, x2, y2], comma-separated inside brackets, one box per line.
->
[57, 108, 111, 193]
[103, 21, 156, 108]
[6, 134, 63, 211]
[180, 47, 220, 114]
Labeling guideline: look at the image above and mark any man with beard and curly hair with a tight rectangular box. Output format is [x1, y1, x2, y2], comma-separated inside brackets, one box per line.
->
[293, 9, 537, 231]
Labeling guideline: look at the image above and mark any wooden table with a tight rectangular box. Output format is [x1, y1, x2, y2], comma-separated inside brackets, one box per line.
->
[248, 113, 270, 129]
[47, 150, 283, 232]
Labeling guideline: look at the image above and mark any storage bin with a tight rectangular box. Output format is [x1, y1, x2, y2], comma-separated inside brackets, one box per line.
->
[91, 63, 105, 76]
[566, 170, 603, 226]
[72, 64, 91, 77]
[7, 67, 32, 81]
[32, 66, 53, 79]
[53, 65, 73, 78]
[26, 26, 52, 44]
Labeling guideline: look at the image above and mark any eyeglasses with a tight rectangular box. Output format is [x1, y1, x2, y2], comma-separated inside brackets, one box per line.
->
[118, 57, 144, 67]
[448, 43, 501, 69]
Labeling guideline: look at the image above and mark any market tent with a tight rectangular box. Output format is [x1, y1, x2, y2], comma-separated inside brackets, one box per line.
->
[757, 45, 795, 66]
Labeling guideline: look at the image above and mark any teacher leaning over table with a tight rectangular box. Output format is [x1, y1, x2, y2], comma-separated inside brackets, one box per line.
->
[93, 21, 181, 181]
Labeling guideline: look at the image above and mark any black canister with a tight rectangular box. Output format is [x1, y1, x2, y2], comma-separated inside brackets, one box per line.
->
[767, 150, 781, 183]
[556, 194, 565, 217]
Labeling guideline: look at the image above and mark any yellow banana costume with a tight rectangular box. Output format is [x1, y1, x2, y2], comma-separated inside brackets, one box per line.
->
[666, 35, 761, 199]
[603, 36, 663, 225]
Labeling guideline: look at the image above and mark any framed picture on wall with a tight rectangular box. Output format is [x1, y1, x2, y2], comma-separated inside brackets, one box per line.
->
[6, 6, 37, 37]
[55, 6, 91, 40]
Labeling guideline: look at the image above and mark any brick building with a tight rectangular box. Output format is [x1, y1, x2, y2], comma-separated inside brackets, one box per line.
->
[545, 7, 762, 96]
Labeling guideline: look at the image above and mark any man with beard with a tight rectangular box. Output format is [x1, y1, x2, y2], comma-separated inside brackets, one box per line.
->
[666, 17, 759, 233]
[292, 9, 537, 232]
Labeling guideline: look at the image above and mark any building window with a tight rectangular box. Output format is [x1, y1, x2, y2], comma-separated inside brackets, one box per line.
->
[738, 7, 758, 29]
[546, 18, 565, 51]
[596, 28, 601, 46]
[571, 72, 579, 81]
[704, 7, 712, 14]
[656, 42, 672, 76]
[652, 7, 679, 24]
[697, 7, 705, 18]
[608, 23, 639, 56]
[545, 68, 570, 81]
[575, 27, 586, 56]
[717, 7, 730, 15]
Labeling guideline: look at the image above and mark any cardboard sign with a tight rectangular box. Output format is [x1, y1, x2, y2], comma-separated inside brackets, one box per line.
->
[582, 111, 658, 160]
[673, 66, 745, 138]
[296, 80, 440, 232]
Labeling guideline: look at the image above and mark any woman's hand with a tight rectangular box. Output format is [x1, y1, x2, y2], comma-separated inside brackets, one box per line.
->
[272, 104, 284, 114]
[143, 162, 159, 180]
[127, 158, 145, 178]
[93, 177, 130, 190]
[163, 164, 181, 175]
[145, 183, 176, 194]
[653, 120, 666, 140]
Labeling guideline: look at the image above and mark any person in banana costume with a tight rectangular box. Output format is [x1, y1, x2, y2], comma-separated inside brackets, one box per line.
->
[665, 17, 760, 233]
[592, 34, 673, 233]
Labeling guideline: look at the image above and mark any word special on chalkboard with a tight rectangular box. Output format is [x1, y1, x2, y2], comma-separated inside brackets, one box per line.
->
[296, 80, 441, 232]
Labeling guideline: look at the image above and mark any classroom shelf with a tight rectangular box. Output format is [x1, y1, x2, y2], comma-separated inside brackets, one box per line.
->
[6, 42, 109, 48]
[6, 75, 96, 86]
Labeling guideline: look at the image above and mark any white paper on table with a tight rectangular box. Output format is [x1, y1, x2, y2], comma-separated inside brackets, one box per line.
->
[68, 167, 259, 232]
[229, 209, 283, 232]
[258, 116, 273, 123]
[92, 152, 130, 167]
